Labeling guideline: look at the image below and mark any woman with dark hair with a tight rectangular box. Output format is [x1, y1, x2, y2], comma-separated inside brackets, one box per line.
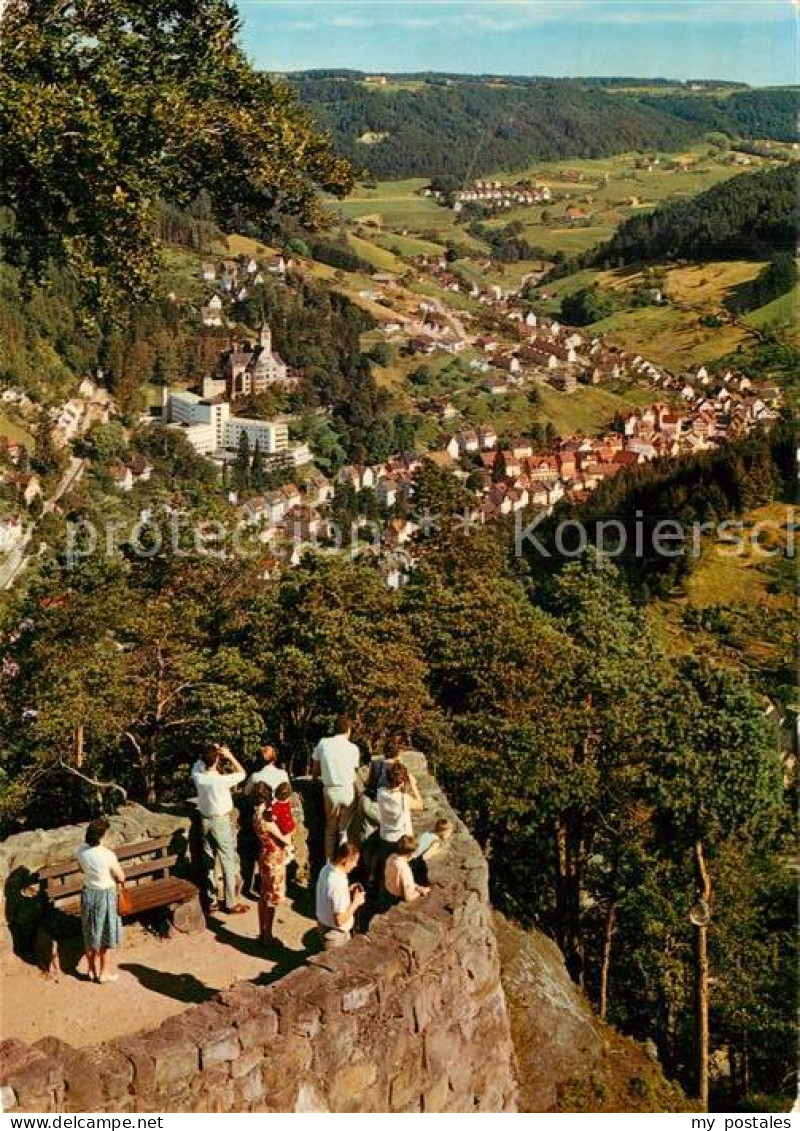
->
[252, 783, 291, 946]
[377, 760, 424, 862]
[76, 817, 126, 983]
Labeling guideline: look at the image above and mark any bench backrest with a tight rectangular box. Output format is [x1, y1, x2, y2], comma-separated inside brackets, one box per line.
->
[38, 835, 179, 903]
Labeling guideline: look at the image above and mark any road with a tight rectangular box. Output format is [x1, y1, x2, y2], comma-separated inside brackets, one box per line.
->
[0, 456, 86, 591]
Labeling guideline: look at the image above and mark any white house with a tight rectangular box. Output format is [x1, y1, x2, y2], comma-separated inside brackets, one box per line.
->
[0, 515, 24, 554]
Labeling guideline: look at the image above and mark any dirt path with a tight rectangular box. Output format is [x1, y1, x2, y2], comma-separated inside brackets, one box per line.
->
[0, 892, 316, 1049]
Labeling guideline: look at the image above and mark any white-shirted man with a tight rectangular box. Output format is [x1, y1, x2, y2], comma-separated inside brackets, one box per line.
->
[312, 714, 360, 860]
[315, 841, 365, 949]
[191, 744, 248, 914]
[244, 743, 290, 796]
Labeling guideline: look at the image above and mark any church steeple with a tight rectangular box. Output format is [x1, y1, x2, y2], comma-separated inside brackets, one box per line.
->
[258, 312, 271, 353]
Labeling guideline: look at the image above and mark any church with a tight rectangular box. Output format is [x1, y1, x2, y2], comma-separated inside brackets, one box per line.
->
[205, 324, 292, 400]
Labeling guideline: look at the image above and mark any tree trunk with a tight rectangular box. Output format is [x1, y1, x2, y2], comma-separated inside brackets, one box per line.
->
[740, 1032, 750, 1099]
[554, 820, 568, 953]
[599, 901, 617, 1020]
[693, 839, 712, 1111]
[74, 723, 84, 768]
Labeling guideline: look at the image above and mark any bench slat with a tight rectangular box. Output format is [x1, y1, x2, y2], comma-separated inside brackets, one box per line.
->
[38, 860, 82, 882]
[38, 835, 176, 882]
[114, 836, 174, 862]
[47, 855, 180, 901]
[59, 877, 198, 918]
[122, 855, 179, 880]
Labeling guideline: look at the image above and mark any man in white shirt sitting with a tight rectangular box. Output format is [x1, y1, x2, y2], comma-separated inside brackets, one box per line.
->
[191, 744, 248, 915]
[245, 743, 290, 796]
[312, 714, 361, 861]
[315, 841, 365, 949]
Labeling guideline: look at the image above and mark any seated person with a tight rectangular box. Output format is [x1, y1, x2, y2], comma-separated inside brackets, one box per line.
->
[412, 817, 454, 862]
[384, 835, 429, 906]
[411, 817, 454, 885]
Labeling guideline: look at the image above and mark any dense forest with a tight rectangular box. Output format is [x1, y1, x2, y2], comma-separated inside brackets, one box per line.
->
[582, 164, 798, 267]
[291, 73, 797, 179]
[291, 75, 700, 179]
[638, 87, 798, 143]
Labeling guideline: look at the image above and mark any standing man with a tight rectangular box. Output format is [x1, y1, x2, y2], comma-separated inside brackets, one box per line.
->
[315, 841, 365, 949]
[312, 714, 360, 860]
[191, 744, 248, 915]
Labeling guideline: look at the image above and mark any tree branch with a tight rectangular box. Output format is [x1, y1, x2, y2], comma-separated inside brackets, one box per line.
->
[56, 758, 128, 804]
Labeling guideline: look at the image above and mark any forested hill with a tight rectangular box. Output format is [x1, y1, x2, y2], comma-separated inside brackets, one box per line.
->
[289, 75, 699, 179]
[288, 73, 796, 180]
[638, 86, 798, 143]
[584, 163, 798, 267]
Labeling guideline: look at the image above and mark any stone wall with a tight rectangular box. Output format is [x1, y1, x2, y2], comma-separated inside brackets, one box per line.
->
[0, 755, 519, 1113]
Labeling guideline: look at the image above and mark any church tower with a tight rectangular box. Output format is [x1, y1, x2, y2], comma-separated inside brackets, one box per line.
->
[258, 321, 272, 354]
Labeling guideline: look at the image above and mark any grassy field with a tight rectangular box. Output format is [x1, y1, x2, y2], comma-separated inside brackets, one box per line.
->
[655, 502, 795, 690]
[224, 233, 275, 258]
[535, 383, 656, 435]
[589, 304, 750, 371]
[370, 231, 447, 257]
[745, 284, 799, 342]
[346, 233, 405, 273]
[664, 261, 765, 306]
[681, 502, 793, 607]
[0, 413, 34, 448]
[326, 146, 766, 283]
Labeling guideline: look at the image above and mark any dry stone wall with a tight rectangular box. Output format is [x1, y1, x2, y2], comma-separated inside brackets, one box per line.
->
[0, 755, 519, 1113]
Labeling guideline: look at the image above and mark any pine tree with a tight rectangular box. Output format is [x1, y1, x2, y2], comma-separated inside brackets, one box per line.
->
[251, 439, 264, 491]
[233, 431, 251, 494]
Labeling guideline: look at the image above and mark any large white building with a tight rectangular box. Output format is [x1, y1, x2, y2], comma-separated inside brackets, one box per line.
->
[162, 389, 311, 466]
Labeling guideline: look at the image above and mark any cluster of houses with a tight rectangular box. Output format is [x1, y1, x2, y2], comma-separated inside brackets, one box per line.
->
[450, 179, 553, 213]
[230, 348, 783, 583]
[200, 256, 292, 328]
[468, 309, 660, 394]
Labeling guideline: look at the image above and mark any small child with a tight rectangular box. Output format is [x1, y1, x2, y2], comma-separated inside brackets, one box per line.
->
[271, 781, 297, 862]
[412, 817, 454, 862]
[411, 818, 454, 886]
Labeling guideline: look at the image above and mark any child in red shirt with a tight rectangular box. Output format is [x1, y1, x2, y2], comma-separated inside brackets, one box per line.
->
[271, 781, 296, 861]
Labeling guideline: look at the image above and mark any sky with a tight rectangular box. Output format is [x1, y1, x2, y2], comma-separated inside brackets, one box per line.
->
[236, 0, 798, 86]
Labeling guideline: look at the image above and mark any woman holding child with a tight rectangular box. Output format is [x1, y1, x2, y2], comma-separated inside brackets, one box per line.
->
[252, 782, 292, 947]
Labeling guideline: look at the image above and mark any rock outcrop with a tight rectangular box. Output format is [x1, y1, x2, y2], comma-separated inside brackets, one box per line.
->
[496, 914, 686, 1112]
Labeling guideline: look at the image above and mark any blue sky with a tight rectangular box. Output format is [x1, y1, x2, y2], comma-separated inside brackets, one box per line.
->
[236, 1, 798, 85]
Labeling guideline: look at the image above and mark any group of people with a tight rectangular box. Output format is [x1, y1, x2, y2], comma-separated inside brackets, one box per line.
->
[311, 716, 452, 948]
[74, 715, 454, 976]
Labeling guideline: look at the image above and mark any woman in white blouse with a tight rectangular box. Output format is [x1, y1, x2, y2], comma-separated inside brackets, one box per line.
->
[377, 761, 424, 862]
[76, 817, 126, 983]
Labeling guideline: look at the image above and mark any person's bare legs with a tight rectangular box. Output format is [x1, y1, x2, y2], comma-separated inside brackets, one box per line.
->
[259, 905, 277, 945]
[98, 947, 118, 983]
[85, 947, 98, 981]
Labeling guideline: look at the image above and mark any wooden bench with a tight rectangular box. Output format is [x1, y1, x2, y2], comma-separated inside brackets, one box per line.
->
[35, 835, 204, 973]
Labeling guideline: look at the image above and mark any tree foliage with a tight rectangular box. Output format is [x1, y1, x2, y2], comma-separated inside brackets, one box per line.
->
[585, 165, 798, 267]
[0, 1, 354, 311]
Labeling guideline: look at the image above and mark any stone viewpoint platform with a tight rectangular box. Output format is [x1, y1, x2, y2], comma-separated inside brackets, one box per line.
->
[0, 754, 519, 1113]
